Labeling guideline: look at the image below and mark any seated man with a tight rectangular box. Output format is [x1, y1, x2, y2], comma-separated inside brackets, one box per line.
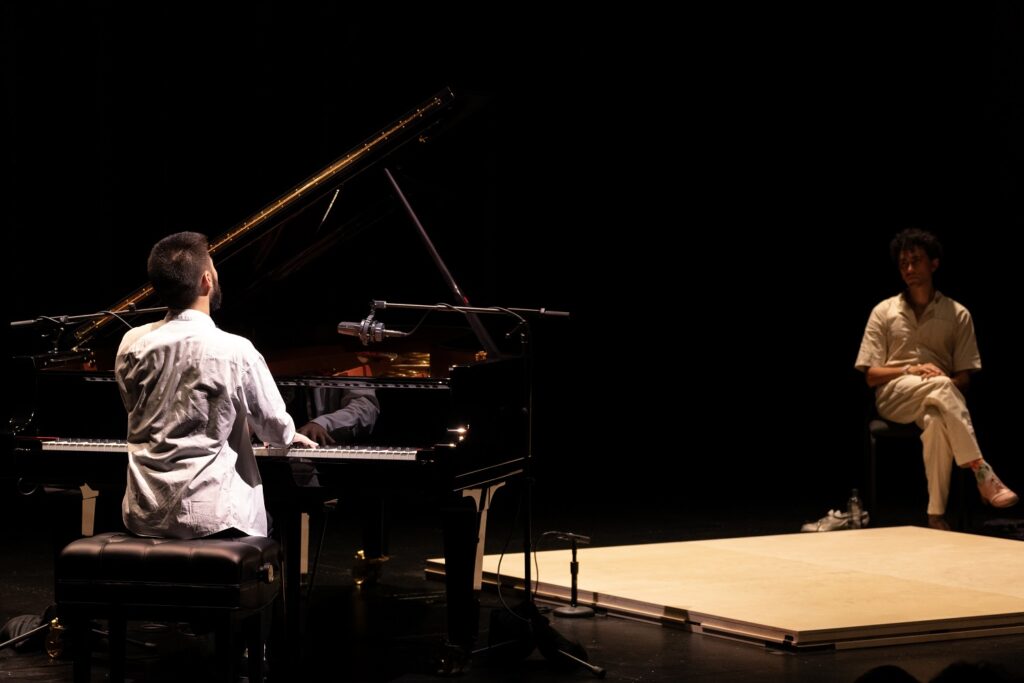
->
[855, 228, 1017, 530]
[115, 231, 316, 539]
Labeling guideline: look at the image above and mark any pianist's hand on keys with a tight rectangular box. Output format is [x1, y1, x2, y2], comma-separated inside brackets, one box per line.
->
[291, 433, 318, 449]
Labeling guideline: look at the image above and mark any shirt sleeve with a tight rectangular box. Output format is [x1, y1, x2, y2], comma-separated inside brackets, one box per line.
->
[952, 306, 982, 373]
[311, 389, 381, 435]
[242, 351, 296, 446]
[855, 304, 888, 372]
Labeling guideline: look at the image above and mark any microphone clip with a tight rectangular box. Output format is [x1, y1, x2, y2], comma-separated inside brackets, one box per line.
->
[358, 314, 384, 346]
[337, 311, 408, 346]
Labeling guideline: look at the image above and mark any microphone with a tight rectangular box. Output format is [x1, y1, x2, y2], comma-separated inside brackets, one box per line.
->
[337, 318, 408, 346]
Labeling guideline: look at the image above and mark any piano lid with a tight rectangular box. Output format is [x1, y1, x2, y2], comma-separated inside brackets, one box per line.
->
[15, 85, 526, 379]
[72, 89, 455, 347]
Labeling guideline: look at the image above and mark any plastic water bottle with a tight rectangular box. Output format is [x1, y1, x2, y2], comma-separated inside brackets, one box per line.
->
[847, 488, 863, 529]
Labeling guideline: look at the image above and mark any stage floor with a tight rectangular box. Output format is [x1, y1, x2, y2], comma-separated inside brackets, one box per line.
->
[428, 526, 1024, 650]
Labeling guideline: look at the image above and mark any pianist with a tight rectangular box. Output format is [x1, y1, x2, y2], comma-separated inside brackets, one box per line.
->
[114, 231, 317, 539]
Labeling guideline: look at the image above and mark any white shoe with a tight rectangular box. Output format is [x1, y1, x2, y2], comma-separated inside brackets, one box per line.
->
[800, 509, 870, 532]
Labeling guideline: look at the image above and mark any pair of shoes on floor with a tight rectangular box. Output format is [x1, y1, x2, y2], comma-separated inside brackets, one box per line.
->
[800, 509, 870, 532]
[975, 464, 1019, 508]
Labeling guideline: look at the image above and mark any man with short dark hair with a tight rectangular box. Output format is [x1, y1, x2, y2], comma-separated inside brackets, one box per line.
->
[115, 231, 316, 539]
[855, 228, 1017, 530]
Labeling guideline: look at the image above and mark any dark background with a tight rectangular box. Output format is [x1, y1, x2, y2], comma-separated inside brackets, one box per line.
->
[4, 4, 1023, 525]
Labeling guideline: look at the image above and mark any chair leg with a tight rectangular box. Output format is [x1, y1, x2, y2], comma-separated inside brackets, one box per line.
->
[868, 433, 878, 518]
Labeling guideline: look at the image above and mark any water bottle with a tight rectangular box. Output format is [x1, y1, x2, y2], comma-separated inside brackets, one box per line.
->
[847, 488, 863, 529]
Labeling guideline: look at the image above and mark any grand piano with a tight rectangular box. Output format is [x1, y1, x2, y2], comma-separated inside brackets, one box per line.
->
[6, 87, 563, 670]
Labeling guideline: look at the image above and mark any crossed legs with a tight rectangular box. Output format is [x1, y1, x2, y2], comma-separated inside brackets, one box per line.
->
[876, 375, 1015, 517]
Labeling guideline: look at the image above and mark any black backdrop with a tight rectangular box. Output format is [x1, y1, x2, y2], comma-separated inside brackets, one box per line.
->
[5, 4, 1023, 520]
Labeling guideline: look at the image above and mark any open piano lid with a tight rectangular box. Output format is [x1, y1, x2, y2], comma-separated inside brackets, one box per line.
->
[26, 85, 525, 380]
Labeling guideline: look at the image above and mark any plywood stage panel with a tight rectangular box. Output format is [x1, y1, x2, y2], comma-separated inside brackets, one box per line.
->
[426, 526, 1024, 649]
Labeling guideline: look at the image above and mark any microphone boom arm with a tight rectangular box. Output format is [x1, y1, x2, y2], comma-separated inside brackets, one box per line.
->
[372, 301, 570, 318]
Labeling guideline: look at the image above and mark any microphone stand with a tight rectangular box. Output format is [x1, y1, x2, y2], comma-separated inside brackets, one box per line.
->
[367, 301, 602, 676]
[553, 537, 594, 618]
[9, 305, 169, 329]
[370, 300, 564, 599]
[9, 306, 169, 367]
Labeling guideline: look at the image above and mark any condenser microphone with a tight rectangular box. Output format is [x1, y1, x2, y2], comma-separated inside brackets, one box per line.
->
[337, 319, 408, 346]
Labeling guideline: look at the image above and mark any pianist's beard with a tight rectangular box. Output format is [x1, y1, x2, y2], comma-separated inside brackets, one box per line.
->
[210, 277, 223, 313]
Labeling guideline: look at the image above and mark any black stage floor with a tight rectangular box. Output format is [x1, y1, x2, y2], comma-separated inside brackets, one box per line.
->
[3, 484, 1024, 683]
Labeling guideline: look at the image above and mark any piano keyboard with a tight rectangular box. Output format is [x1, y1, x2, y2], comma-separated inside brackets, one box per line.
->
[39, 439, 421, 462]
[40, 439, 129, 452]
[257, 446, 420, 461]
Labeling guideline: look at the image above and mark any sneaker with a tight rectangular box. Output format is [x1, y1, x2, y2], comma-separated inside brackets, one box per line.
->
[800, 509, 870, 532]
[976, 464, 1019, 508]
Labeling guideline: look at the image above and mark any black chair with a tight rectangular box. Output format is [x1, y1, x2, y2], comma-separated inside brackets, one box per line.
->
[55, 532, 281, 683]
[865, 410, 972, 530]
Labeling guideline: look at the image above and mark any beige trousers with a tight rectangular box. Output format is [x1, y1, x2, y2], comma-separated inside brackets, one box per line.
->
[875, 375, 981, 515]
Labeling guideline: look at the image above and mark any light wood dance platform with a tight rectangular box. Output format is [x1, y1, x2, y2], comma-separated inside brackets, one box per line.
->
[427, 526, 1024, 649]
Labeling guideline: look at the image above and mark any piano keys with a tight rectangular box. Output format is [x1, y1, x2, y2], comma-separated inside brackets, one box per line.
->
[39, 438, 423, 462]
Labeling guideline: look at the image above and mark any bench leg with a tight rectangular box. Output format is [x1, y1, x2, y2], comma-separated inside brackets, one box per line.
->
[108, 615, 127, 683]
[244, 610, 268, 683]
[66, 613, 92, 683]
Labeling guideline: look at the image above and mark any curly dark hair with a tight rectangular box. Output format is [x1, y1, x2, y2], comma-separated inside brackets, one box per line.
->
[890, 228, 943, 263]
[146, 232, 211, 309]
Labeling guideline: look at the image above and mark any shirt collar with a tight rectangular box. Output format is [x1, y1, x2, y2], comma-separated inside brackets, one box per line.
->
[165, 308, 216, 327]
[898, 290, 944, 314]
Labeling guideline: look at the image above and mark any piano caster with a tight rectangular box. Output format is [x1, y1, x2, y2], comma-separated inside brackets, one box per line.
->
[432, 641, 470, 676]
[16, 477, 39, 497]
[351, 550, 388, 588]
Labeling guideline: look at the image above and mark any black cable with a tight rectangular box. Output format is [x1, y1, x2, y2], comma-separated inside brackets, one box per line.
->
[494, 481, 531, 623]
[306, 505, 333, 602]
[0, 621, 49, 650]
[101, 310, 134, 330]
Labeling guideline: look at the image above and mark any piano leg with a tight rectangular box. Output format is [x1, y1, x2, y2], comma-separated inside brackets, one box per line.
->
[90, 484, 128, 536]
[441, 482, 507, 654]
[462, 482, 505, 591]
[30, 480, 127, 589]
[41, 485, 88, 569]
[79, 485, 98, 536]
[359, 491, 388, 561]
[441, 494, 480, 653]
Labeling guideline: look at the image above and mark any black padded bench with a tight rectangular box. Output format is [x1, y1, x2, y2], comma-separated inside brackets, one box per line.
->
[55, 532, 281, 682]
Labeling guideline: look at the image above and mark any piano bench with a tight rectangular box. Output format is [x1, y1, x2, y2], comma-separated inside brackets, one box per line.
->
[55, 532, 281, 683]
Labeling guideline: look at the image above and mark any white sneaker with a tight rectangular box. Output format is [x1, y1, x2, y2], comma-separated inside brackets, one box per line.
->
[800, 509, 870, 532]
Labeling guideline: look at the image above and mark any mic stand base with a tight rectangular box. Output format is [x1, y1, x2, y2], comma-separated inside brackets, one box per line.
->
[554, 604, 595, 618]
